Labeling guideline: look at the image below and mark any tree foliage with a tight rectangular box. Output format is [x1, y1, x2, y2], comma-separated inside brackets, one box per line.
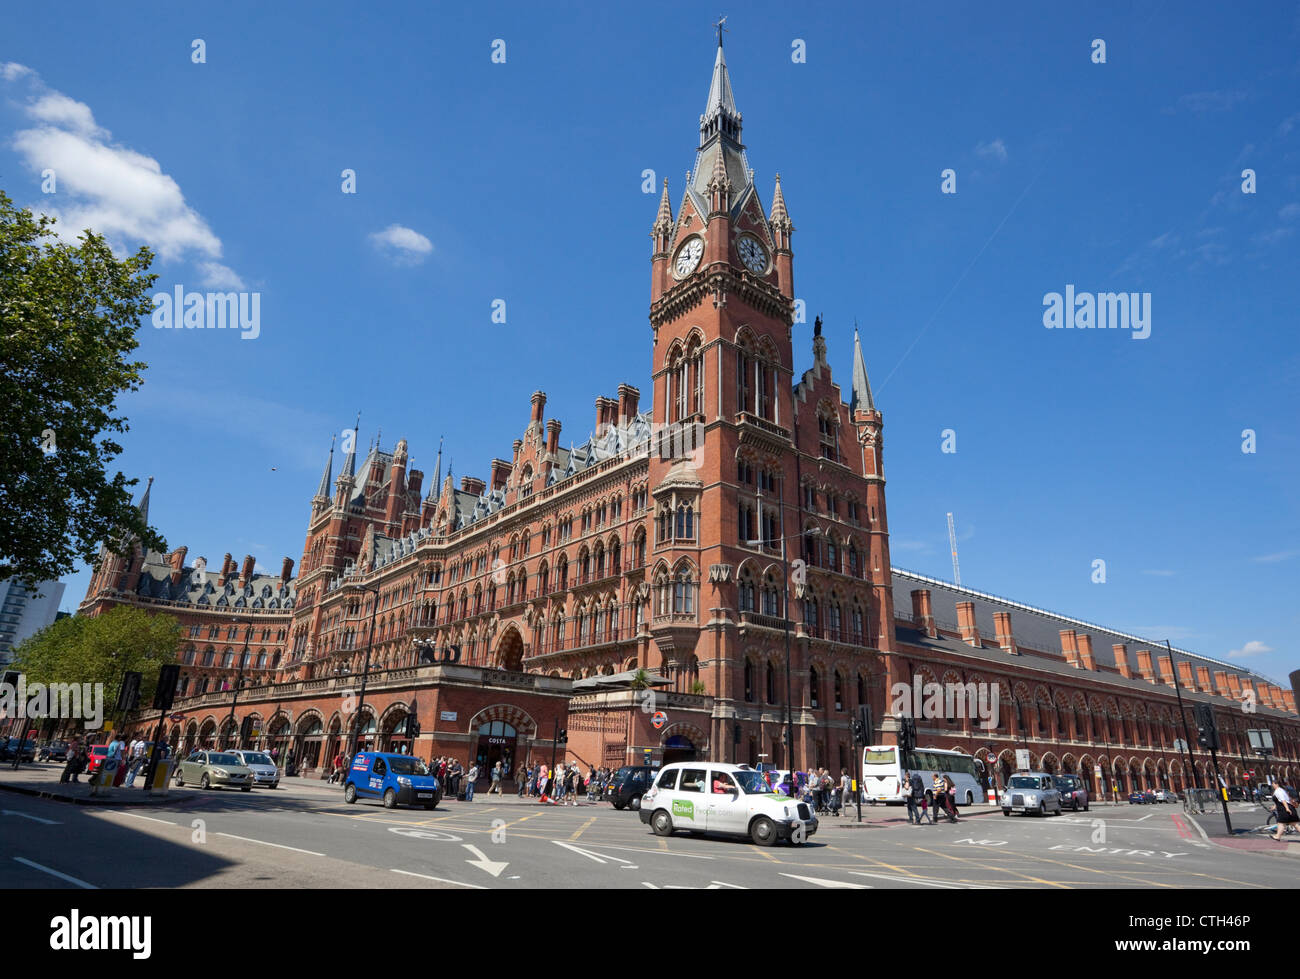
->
[0, 191, 164, 582]
[9, 605, 182, 706]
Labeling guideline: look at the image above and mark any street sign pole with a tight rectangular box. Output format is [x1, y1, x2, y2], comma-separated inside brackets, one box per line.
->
[1208, 744, 1232, 834]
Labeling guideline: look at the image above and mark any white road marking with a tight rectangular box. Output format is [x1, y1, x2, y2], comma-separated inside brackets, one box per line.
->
[1137, 813, 1155, 821]
[391, 869, 487, 888]
[780, 873, 872, 889]
[550, 839, 713, 860]
[13, 857, 97, 889]
[642, 880, 748, 889]
[104, 810, 178, 827]
[462, 844, 509, 877]
[849, 870, 1005, 889]
[553, 840, 638, 868]
[1, 809, 60, 825]
[387, 826, 463, 842]
[216, 832, 325, 856]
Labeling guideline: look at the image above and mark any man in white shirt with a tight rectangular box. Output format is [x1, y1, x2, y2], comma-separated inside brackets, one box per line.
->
[464, 763, 479, 802]
[1270, 779, 1296, 841]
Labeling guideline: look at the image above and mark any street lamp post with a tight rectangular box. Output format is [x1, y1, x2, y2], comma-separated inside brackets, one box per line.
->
[345, 586, 381, 760]
[223, 617, 253, 749]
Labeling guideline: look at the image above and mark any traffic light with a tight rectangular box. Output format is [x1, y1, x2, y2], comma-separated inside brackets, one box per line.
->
[898, 716, 916, 753]
[857, 705, 873, 745]
[408, 714, 421, 740]
[851, 718, 864, 743]
[1194, 703, 1219, 751]
[153, 665, 181, 711]
[732, 723, 741, 745]
[240, 715, 253, 742]
[558, 728, 568, 745]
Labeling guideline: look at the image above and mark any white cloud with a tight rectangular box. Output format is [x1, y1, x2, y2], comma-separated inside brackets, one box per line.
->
[3, 63, 235, 273]
[1252, 549, 1299, 563]
[197, 262, 246, 290]
[975, 138, 1008, 163]
[1227, 640, 1272, 659]
[368, 223, 434, 264]
[1279, 203, 1300, 221]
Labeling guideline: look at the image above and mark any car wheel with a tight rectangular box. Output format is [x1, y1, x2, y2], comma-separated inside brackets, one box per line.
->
[750, 816, 777, 846]
[1038, 801, 1047, 817]
[1002, 809, 1011, 816]
[612, 801, 625, 811]
[629, 795, 642, 811]
[383, 788, 398, 809]
[652, 810, 674, 836]
[200, 774, 210, 790]
[174, 775, 184, 786]
[241, 786, 252, 793]
[424, 802, 437, 810]
[1083, 802, 1089, 812]
[1072, 799, 1080, 811]
[344, 783, 358, 804]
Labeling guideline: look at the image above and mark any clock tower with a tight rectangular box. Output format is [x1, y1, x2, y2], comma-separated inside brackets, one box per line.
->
[645, 36, 894, 771]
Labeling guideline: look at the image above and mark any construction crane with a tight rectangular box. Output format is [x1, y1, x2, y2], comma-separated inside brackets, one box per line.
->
[947, 512, 961, 585]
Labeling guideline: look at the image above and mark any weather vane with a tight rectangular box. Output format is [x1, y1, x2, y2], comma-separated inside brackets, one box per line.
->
[714, 14, 728, 47]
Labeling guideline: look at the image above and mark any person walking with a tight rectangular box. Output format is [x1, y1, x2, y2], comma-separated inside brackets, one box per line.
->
[490, 761, 503, 794]
[516, 763, 528, 796]
[905, 770, 926, 825]
[1269, 778, 1297, 841]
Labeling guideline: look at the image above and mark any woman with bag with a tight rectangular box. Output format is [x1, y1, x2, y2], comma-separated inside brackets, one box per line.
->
[1269, 779, 1298, 841]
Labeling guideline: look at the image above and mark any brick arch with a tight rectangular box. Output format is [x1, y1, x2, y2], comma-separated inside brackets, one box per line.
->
[377, 701, 410, 732]
[660, 720, 708, 750]
[467, 703, 537, 739]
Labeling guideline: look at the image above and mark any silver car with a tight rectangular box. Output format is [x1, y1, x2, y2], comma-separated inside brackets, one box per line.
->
[227, 749, 281, 788]
[1001, 772, 1063, 817]
[173, 750, 254, 791]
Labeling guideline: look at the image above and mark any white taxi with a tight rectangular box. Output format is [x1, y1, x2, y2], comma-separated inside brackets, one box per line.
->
[638, 761, 817, 846]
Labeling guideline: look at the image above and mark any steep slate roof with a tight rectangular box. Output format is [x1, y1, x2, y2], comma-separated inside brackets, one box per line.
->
[131, 550, 296, 610]
[890, 567, 1286, 708]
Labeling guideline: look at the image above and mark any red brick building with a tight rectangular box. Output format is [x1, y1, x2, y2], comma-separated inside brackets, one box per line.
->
[85, 39, 1299, 794]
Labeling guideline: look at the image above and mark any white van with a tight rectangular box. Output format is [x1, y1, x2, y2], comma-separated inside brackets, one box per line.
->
[638, 761, 817, 846]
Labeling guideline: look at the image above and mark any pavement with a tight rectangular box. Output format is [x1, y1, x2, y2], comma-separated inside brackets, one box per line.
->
[0, 760, 189, 806]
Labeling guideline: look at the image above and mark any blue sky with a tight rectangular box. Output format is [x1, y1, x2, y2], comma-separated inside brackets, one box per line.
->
[4, 1, 1297, 684]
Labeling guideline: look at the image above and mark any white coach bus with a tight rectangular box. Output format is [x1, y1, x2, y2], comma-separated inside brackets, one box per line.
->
[862, 745, 984, 806]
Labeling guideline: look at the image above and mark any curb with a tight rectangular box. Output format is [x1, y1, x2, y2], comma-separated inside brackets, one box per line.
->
[0, 780, 196, 808]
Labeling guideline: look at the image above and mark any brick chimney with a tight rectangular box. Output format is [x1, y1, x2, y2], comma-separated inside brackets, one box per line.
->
[490, 459, 512, 491]
[1113, 644, 1132, 678]
[1196, 665, 1213, 691]
[910, 589, 937, 638]
[1156, 654, 1175, 687]
[545, 419, 562, 455]
[1059, 629, 1079, 666]
[512, 439, 523, 464]
[618, 383, 640, 424]
[1136, 649, 1155, 681]
[406, 469, 423, 501]
[220, 553, 235, 586]
[1076, 633, 1096, 670]
[1177, 661, 1197, 691]
[530, 391, 547, 425]
[281, 556, 294, 581]
[595, 396, 617, 436]
[993, 611, 1017, 654]
[169, 546, 188, 586]
[240, 554, 256, 587]
[460, 476, 487, 496]
[956, 601, 980, 647]
[1213, 670, 1231, 696]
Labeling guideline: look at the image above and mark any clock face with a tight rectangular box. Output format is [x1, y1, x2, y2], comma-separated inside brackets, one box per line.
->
[674, 237, 704, 278]
[738, 236, 768, 274]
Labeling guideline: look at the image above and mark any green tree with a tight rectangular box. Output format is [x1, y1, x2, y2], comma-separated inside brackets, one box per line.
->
[0, 191, 164, 583]
[10, 606, 182, 711]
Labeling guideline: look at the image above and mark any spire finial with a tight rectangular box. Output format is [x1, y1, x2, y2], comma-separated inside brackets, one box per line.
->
[714, 14, 727, 48]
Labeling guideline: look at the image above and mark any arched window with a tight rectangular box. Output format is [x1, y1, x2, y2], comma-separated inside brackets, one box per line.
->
[738, 569, 756, 612]
[673, 568, 694, 615]
[744, 659, 755, 702]
[762, 574, 782, 616]
[809, 666, 821, 709]
[766, 661, 777, 703]
[834, 672, 844, 711]
[675, 504, 694, 540]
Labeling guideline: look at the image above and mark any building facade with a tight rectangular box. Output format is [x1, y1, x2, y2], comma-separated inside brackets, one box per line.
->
[0, 577, 66, 665]
[82, 39, 1300, 792]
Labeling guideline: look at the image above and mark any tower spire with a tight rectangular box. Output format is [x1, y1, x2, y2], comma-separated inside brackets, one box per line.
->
[340, 411, 360, 480]
[136, 476, 154, 523]
[426, 437, 443, 501]
[314, 435, 335, 500]
[850, 326, 876, 414]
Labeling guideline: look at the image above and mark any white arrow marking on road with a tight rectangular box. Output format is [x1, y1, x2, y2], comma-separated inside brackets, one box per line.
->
[462, 844, 509, 878]
[642, 880, 747, 889]
[553, 840, 638, 869]
[391, 868, 486, 889]
[849, 871, 1005, 889]
[1, 810, 60, 825]
[779, 873, 872, 889]
[387, 826, 463, 842]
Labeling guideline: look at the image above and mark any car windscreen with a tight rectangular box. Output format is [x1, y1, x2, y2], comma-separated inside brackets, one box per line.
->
[734, 771, 774, 794]
[241, 753, 273, 766]
[208, 753, 241, 766]
[1007, 776, 1041, 789]
[388, 756, 429, 776]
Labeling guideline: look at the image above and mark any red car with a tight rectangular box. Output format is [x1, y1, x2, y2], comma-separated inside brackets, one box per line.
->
[84, 745, 109, 774]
